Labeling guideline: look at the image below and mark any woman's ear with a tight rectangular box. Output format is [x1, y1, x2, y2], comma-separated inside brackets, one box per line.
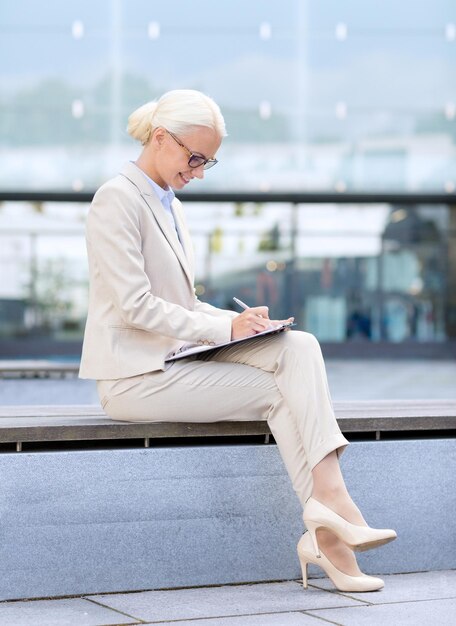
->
[152, 126, 166, 149]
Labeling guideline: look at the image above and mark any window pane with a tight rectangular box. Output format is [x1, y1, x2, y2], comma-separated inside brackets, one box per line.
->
[1, 0, 454, 191]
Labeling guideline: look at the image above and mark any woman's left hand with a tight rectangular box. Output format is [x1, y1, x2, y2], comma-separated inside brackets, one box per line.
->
[269, 317, 295, 329]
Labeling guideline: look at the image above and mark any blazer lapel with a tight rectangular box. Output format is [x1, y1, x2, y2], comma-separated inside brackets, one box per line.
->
[119, 162, 194, 287]
[171, 198, 195, 282]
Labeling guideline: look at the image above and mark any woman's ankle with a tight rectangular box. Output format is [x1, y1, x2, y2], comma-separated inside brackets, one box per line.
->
[311, 485, 350, 505]
[310, 489, 367, 526]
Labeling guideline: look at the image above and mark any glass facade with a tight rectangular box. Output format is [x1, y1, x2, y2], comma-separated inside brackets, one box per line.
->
[1, 0, 455, 192]
[1, 1, 455, 354]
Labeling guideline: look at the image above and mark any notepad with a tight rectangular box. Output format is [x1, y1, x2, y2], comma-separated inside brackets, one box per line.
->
[165, 322, 295, 361]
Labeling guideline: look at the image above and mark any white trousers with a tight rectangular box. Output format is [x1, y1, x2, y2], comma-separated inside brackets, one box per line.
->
[97, 330, 349, 509]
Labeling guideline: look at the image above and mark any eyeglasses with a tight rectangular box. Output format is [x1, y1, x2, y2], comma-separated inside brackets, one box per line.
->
[166, 130, 218, 170]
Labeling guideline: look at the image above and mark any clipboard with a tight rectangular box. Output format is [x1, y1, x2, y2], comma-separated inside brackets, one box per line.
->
[165, 322, 295, 361]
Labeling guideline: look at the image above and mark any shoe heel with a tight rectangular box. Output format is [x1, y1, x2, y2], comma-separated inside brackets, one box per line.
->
[298, 531, 384, 593]
[305, 521, 321, 558]
[299, 555, 309, 589]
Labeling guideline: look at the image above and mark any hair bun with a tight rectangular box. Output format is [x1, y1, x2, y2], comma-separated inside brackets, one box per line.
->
[126, 101, 158, 145]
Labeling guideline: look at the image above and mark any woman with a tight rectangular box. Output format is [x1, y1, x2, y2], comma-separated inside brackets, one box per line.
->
[79, 89, 396, 592]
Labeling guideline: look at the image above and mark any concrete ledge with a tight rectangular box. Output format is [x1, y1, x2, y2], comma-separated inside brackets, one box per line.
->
[1, 401, 454, 601]
[0, 438, 455, 601]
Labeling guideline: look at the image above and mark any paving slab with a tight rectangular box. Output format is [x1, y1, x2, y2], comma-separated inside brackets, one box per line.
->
[326, 359, 456, 401]
[150, 611, 325, 625]
[0, 597, 137, 626]
[90, 581, 363, 623]
[2, 360, 456, 405]
[308, 597, 456, 626]
[311, 570, 456, 604]
[0, 378, 99, 405]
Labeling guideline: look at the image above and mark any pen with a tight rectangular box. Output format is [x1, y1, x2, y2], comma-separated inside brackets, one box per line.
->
[233, 297, 250, 310]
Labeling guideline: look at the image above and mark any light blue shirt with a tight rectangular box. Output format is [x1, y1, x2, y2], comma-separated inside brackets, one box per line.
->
[132, 162, 180, 238]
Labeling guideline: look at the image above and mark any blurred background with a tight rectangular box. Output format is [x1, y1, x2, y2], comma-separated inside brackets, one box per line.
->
[1, 0, 455, 363]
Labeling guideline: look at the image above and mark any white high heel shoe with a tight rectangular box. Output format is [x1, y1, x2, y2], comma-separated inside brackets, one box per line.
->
[303, 497, 397, 555]
[297, 532, 384, 592]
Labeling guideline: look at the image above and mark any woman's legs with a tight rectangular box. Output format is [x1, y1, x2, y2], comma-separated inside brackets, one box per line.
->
[211, 332, 368, 524]
[207, 330, 372, 575]
[206, 330, 350, 502]
[311, 451, 366, 575]
[99, 330, 373, 575]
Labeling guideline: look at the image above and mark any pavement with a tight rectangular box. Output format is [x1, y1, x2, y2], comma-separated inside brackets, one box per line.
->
[0, 570, 454, 625]
[1, 359, 456, 404]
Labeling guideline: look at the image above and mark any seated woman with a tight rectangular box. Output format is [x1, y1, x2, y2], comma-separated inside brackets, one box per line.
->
[79, 89, 396, 592]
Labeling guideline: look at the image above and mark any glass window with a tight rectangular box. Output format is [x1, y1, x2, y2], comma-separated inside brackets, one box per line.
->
[1, 0, 455, 192]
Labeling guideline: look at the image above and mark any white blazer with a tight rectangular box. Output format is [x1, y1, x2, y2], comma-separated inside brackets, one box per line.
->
[79, 162, 236, 380]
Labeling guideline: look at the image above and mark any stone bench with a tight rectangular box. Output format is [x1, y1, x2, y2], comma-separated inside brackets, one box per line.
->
[0, 400, 455, 602]
[1, 400, 455, 449]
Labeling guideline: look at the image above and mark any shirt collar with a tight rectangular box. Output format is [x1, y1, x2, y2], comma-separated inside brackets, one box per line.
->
[131, 161, 175, 206]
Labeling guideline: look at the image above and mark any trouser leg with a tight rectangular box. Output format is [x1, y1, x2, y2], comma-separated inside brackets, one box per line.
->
[205, 330, 348, 471]
[98, 358, 280, 423]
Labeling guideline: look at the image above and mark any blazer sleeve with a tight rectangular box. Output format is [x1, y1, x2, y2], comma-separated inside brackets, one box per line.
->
[86, 185, 232, 345]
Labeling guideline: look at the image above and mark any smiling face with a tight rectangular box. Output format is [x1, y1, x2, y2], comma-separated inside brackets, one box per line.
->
[141, 125, 222, 190]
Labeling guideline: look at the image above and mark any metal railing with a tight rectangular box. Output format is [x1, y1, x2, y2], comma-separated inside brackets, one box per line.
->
[1, 190, 455, 204]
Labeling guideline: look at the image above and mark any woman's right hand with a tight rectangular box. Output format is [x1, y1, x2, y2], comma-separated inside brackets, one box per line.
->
[231, 306, 271, 340]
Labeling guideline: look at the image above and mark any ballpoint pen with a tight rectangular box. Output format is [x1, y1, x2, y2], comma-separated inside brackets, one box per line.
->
[233, 297, 267, 321]
[232, 297, 250, 310]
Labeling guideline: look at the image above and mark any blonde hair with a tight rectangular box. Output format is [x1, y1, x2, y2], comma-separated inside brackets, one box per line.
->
[127, 89, 227, 145]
